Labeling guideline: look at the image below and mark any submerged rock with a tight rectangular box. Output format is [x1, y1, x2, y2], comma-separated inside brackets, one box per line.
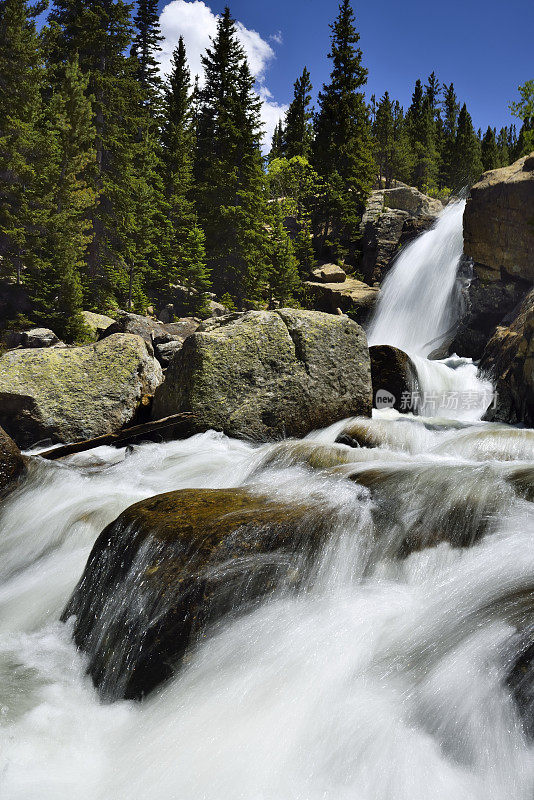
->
[152, 308, 372, 441]
[0, 425, 26, 498]
[464, 152, 534, 283]
[480, 289, 534, 427]
[0, 333, 163, 448]
[369, 345, 419, 412]
[62, 487, 334, 700]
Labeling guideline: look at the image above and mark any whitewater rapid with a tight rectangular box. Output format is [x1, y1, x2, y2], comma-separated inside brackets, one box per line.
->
[1, 198, 534, 799]
[1, 421, 534, 800]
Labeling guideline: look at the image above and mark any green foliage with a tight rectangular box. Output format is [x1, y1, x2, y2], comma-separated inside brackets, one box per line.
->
[265, 203, 300, 307]
[194, 7, 268, 308]
[509, 80, 534, 122]
[449, 104, 483, 191]
[283, 66, 314, 159]
[268, 119, 285, 163]
[0, 0, 46, 286]
[481, 126, 499, 171]
[312, 0, 375, 257]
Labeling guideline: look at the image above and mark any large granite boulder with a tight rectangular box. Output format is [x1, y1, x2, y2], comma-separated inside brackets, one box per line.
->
[304, 277, 379, 323]
[464, 152, 534, 283]
[480, 289, 534, 426]
[0, 334, 163, 448]
[359, 185, 442, 284]
[152, 309, 372, 441]
[369, 345, 419, 412]
[0, 425, 26, 498]
[62, 487, 334, 699]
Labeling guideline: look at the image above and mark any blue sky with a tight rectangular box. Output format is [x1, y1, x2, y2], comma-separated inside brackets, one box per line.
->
[156, 0, 533, 148]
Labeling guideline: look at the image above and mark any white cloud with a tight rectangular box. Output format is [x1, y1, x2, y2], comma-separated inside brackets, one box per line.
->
[270, 31, 283, 46]
[158, 0, 284, 151]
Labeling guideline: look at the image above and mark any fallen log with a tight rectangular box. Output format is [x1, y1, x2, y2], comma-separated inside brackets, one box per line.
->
[37, 413, 195, 461]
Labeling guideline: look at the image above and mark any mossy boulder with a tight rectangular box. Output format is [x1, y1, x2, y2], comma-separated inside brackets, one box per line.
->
[0, 425, 26, 498]
[62, 487, 333, 700]
[0, 333, 163, 447]
[152, 309, 372, 441]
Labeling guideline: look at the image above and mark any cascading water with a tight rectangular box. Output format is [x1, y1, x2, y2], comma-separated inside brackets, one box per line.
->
[1, 208, 534, 800]
[368, 201, 467, 355]
[368, 200, 493, 420]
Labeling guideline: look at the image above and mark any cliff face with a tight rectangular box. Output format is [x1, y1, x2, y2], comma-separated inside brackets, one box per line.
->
[464, 153, 534, 283]
[451, 153, 534, 360]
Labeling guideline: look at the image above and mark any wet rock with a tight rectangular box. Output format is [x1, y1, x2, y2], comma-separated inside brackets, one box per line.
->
[369, 345, 419, 413]
[480, 289, 534, 427]
[335, 421, 382, 449]
[359, 186, 441, 283]
[303, 278, 379, 324]
[152, 309, 372, 441]
[81, 311, 115, 341]
[62, 487, 333, 700]
[464, 152, 534, 283]
[0, 334, 163, 448]
[0, 425, 26, 498]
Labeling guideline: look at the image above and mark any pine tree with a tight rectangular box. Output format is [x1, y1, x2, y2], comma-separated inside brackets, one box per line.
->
[283, 66, 314, 159]
[509, 81, 534, 158]
[450, 104, 483, 191]
[48, 0, 146, 310]
[374, 91, 395, 186]
[481, 126, 499, 171]
[194, 7, 268, 306]
[33, 55, 96, 340]
[312, 0, 375, 258]
[439, 82, 460, 189]
[268, 119, 285, 162]
[406, 79, 438, 190]
[266, 202, 300, 307]
[391, 100, 413, 184]
[496, 127, 510, 166]
[131, 0, 163, 117]
[424, 71, 441, 116]
[160, 36, 209, 307]
[0, 0, 46, 288]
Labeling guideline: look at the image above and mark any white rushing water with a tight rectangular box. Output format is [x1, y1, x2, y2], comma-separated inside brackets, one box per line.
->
[368, 201, 467, 356]
[368, 200, 493, 421]
[1, 205, 534, 800]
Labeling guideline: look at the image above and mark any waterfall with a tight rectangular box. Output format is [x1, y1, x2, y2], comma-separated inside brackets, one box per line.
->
[367, 200, 493, 420]
[368, 201, 466, 356]
[1, 199, 533, 800]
